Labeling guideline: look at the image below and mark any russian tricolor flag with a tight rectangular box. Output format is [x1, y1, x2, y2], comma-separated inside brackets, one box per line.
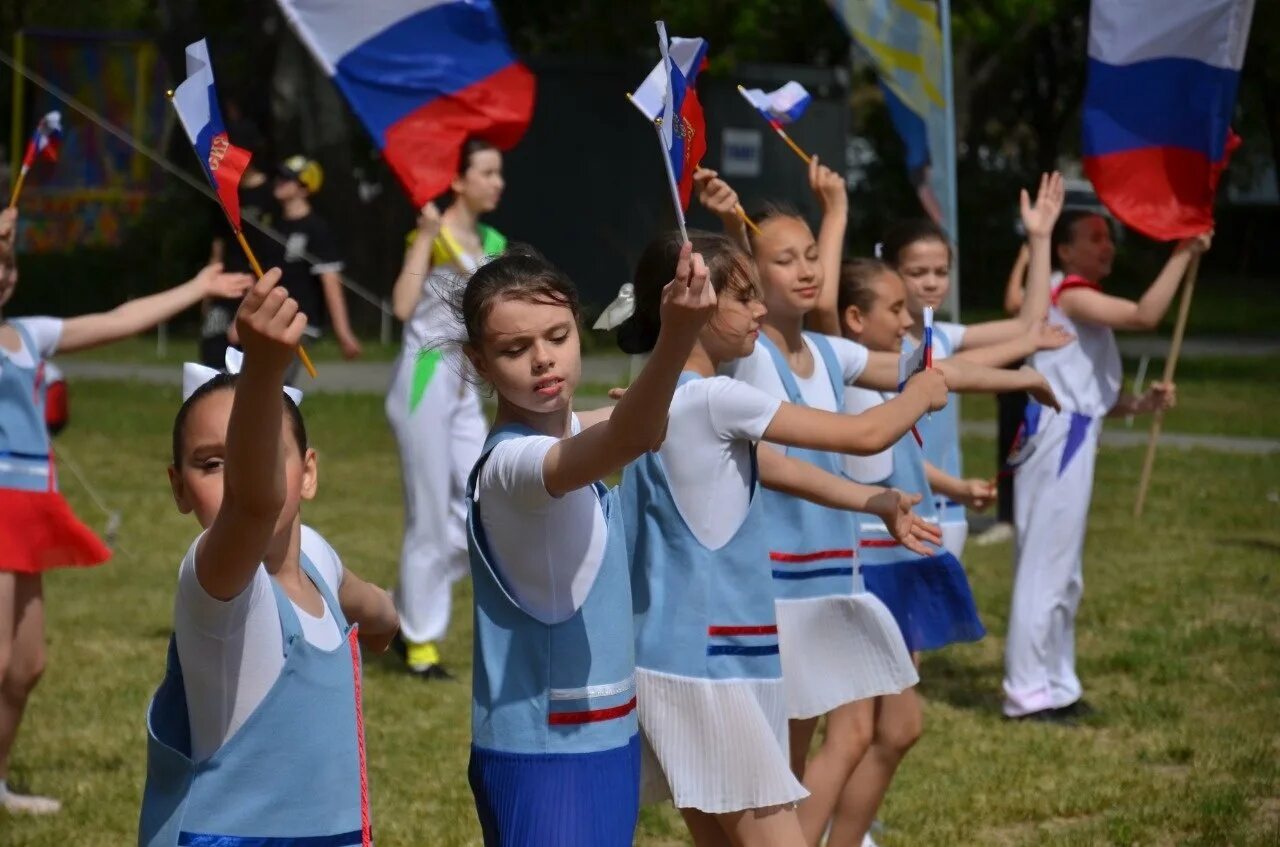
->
[172, 40, 252, 229]
[740, 82, 812, 127]
[630, 26, 709, 211]
[21, 111, 63, 171]
[1082, 0, 1255, 241]
[276, 0, 535, 207]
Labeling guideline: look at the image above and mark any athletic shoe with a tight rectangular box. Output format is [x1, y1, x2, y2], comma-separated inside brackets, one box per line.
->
[1006, 708, 1078, 726]
[973, 521, 1014, 546]
[2, 788, 61, 815]
[1054, 700, 1096, 719]
[408, 663, 455, 682]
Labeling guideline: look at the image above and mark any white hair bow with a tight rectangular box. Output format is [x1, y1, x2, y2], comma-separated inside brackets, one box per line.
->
[593, 283, 635, 331]
[182, 347, 304, 405]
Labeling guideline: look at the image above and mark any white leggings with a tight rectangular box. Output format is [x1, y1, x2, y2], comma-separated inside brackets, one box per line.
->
[385, 349, 486, 645]
[1003, 410, 1097, 716]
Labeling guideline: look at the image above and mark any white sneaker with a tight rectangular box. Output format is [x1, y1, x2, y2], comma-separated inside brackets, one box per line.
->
[2, 789, 62, 815]
[862, 833, 880, 847]
[973, 521, 1014, 547]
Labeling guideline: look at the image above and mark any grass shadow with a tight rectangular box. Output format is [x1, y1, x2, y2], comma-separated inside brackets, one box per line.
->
[919, 651, 1005, 713]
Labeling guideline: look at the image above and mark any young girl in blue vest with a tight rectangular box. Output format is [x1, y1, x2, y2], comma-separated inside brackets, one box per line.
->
[140, 268, 399, 846]
[873, 173, 1071, 559]
[458, 243, 714, 846]
[1003, 213, 1209, 722]
[0, 207, 251, 815]
[386, 138, 508, 678]
[699, 164, 1059, 844]
[618, 229, 948, 847]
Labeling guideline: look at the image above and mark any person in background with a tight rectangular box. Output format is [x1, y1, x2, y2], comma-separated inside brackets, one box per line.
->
[272, 155, 362, 380]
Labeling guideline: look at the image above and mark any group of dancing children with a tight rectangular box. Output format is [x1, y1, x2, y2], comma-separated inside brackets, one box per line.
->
[0, 141, 1210, 846]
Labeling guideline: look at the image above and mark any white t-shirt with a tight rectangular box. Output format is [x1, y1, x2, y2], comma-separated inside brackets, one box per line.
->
[722, 334, 869, 413]
[174, 524, 345, 762]
[0, 317, 62, 368]
[932, 321, 966, 358]
[842, 385, 894, 484]
[476, 415, 609, 626]
[657, 377, 781, 550]
[1031, 272, 1121, 417]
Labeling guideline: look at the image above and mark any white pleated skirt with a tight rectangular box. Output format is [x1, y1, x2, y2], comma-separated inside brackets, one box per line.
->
[776, 593, 918, 719]
[636, 667, 808, 814]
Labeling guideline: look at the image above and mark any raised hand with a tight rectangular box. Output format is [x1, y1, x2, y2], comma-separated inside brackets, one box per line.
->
[867, 488, 944, 556]
[906, 367, 950, 412]
[235, 267, 308, 374]
[1020, 171, 1065, 240]
[417, 201, 442, 237]
[694, 167, 740, 219]
[194, 262, 254, 300]
[658, 242, 717, 340]
[809, 154, 847, 215]
[1030, 320, 1074, 352]
[1179, 231, 1213, 256]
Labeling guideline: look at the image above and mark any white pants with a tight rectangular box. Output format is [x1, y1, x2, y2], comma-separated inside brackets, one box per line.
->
[385, 349, 486, 645]
[1003, 410, 1097, 717]
[941, 519, 968, 559]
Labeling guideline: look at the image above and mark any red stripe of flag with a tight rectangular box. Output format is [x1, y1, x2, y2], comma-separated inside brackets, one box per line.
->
[707, 625, 779, 636]
[769, 549, 855, 563]
[548, 696, 637, 726]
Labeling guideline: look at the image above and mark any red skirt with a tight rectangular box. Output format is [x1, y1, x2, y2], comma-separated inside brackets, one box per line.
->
[0, 488, 111, 574]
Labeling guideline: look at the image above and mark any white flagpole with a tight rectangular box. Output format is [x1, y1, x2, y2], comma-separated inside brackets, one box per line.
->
[939, 0, 960, 323]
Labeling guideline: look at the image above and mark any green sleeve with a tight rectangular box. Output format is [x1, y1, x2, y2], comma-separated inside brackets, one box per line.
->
[479, 224, 507, 257]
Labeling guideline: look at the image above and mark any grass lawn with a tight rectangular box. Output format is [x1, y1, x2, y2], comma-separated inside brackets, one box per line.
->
[4, 381, 1278, 845]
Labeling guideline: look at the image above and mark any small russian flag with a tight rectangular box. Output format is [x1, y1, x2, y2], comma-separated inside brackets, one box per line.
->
[171, 40, 251, 229]
[740, 82, 812, 127]
[630, 24, 710, 211]
[21, 111, 63, 171]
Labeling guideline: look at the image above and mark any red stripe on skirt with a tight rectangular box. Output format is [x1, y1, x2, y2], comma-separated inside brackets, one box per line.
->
[707, 625, 779, 636]
[548, 696, 637, 726]
[769, 549, 855, 563]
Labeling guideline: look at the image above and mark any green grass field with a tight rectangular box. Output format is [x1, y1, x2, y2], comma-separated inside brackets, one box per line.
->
[3, 380, 1278, 845]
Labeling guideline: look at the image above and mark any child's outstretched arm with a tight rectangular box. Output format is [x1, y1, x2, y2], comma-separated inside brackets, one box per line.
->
[1059, 233, 1211, 331]
[57, 262, 252, 354]
[924, 462, 995, 512]
[933, 359, 1061, 409]
[196, 269, 307, 601]
[808, 155, 850, 338]
[390, 202, 442, 322]
[761, 368, 947, 456]
[338, 571, 400, 654]
[757, 448, 941, 555]
[541, 243, 715, 497]
[952, 320, 1073, 368]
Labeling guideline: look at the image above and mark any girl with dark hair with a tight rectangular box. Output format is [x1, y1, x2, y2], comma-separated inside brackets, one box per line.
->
[459, 243, 714, 846]
[619, 230, 947, 847]
[1002, 211, 1211, 722]
[386, 138, 508, 678]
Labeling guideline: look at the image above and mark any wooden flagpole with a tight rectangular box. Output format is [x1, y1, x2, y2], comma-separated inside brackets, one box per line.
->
[736, 85, 812, 164]
[1133, 253, 1201, 518]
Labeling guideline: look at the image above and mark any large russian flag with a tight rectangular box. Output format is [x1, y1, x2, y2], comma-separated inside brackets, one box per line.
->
[276, 0, 535, 207]
[172, 40, 252, 229]
[1083, 0, 1255, 240]
[630, 28, 709, 210]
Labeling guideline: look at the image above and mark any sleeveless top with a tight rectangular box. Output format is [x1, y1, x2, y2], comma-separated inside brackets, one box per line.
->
[467, 425, 637, 755]
[754, 333, 864, 600]
[623, 372, 782, 681]
[0, 321, 54, 493]
[1030, 271, 1122, 418]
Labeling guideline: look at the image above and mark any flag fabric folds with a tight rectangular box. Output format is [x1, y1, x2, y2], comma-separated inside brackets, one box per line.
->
[630, 26, 709, 210]
[276, 0, 535, 207]
[21, 111, 63, 170]
[171, 40, 252, 229]
[740, 82, 812, 126]
[825, 0, 951, 231]
[1082, 0, 1254, 240]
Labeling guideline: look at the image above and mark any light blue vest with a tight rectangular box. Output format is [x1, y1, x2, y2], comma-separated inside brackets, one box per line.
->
[904, 330, 964, 524]
[623, 373, 781, 681]
[140, 553, 368, 847]
[468, 425, 637, 755]
[0, 322, 54, 493]
[756, 334, 863, 600]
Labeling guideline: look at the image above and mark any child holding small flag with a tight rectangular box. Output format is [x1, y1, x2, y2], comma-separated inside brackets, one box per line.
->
[0, 208, 250, 814]
[386, 138, 507, 680]
[141, 268, 398, 846]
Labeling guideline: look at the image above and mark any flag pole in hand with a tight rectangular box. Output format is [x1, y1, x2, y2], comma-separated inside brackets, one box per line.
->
[166, 41, 317, 380]
[9, 111, 63, 208]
